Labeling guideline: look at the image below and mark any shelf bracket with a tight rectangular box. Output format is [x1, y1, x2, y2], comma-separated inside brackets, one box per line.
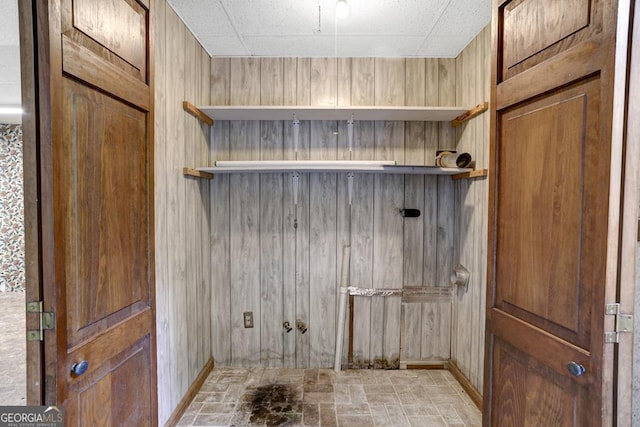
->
[451, 168, 488, 181]
[183, 167, 214, 180]
[292, 116, 300, 157]
[183, 101, 214, 126]
[347, 115, 354, 155]
[292, 172, 300, 205]
[451, 102, 488, 127]
[347, 172, 354, 205]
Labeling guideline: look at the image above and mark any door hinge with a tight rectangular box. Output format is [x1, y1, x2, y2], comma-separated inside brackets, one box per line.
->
[604, 303, 633, 344]
[26, 301, 55, 341]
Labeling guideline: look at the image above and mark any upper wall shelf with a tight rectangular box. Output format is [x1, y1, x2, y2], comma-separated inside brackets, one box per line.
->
[184, 102, 489, 126]
[197, 105, 469, 122]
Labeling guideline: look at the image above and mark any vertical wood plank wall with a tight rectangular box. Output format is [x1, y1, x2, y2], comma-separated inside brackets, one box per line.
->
[154, 1, 212, 425]
[451, 26, 491, 394]
[209, 26, 489, 374]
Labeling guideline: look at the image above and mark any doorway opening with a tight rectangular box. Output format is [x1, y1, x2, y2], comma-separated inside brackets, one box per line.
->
[0, 123, 26, 406]
[0, 0, 26, 407]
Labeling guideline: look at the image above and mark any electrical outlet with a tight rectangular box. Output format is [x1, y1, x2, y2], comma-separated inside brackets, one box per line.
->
[243, 311, 253, 328]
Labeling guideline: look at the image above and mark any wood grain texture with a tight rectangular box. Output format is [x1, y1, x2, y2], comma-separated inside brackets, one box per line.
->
[350, 58, 375, 367]
[207, 55, 487, 372]
[73, 0, 147, 78]
[450, 25, 490, 396]
[260, 58, 285, 367]
[152, 1, 170, 421]
[154, 2, 212, 424]
[308, 57, 338, 367]
[487, 0, 619, 422]
[198, 44, 212, 377]
[164, 5, 188, 406]
[502, 0, 590, 78]
[421, 58, 442, 361]
[210, 57, 232, 366]
[183, 101, 214, 126]
[402, 59, 426, 362]
[184, 30, 199, 387]
[373, 59, 405, 367]
[229, 122, 261, 366]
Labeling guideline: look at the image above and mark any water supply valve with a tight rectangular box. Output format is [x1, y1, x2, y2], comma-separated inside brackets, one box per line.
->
[283, 321, 293, 333]
[296, 319, 307, 334]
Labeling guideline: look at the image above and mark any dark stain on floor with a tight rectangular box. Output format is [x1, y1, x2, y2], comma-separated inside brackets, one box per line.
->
[243, 384, 301, 426]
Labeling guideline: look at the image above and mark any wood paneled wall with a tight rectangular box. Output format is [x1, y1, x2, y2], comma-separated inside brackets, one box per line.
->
[208, 50, 491, 369]
[451, 26, 491, 394]
[154, 1, 211, 424]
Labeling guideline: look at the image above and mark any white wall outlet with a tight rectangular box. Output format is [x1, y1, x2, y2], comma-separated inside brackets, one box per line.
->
[243, 311, 253, 328]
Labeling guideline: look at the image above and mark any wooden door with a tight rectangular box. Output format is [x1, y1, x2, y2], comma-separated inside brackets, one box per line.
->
[21, 0, 156, 424]
[485, 0, 620, 425]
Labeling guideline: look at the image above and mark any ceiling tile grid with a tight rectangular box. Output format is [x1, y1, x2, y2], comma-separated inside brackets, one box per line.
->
[168, 0, 491, 57]
[0, 0, 492, 114]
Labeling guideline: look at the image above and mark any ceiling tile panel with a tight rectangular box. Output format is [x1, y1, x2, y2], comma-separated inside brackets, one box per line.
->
[167, 0, 490, 57]
[243, 35, 425, 57]
[168, 0, 236, 36]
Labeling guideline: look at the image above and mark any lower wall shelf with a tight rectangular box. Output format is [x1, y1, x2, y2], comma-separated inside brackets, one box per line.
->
[189, 160, 474, 176]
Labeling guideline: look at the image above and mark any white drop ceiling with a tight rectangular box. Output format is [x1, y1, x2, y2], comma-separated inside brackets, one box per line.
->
[168, 0, 491, 57]
[0, 0, 491, 123]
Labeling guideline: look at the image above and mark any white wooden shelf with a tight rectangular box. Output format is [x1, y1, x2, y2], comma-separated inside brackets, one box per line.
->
[194, 162, 472, 176]
[196, 105, 470, 122]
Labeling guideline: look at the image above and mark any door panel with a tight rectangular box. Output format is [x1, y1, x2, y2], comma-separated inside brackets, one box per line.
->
[72, 0, 147, 76]
[68, 334, 153, 425]
[495, 76, 606, 349]
[62, 0, 148, 82]
[498, 0, 608, 81]
[486, 0, 618, 425]
[503, 0, 590, 70]
[60, 77, 150, 347]
[491, 337, 588, 426]
[27, 0, 156, 424]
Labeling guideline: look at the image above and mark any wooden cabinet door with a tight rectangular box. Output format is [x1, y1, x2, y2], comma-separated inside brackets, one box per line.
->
[23, 0, 157, 424]
[485, 0, 620, 425]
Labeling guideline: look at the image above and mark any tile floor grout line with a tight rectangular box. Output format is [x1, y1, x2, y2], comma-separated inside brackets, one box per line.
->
[180, 367, 481, 426]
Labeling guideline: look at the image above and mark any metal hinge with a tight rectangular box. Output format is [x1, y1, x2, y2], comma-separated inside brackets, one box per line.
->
[604, 303, 633, 344]
[26, 301, 55, 341]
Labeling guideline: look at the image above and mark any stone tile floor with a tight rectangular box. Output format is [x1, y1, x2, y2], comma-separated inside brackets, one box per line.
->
[177, 367, 481, 427]
[0, 291, 26, 406]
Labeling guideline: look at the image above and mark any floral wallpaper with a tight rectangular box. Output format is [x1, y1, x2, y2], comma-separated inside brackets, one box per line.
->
[0, 124, 24, 292]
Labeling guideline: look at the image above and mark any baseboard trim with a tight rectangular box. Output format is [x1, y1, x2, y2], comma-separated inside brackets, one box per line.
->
[447, 360, 483, 411]
[400, 360, 449, 370]
[164, 357, 215, 427]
